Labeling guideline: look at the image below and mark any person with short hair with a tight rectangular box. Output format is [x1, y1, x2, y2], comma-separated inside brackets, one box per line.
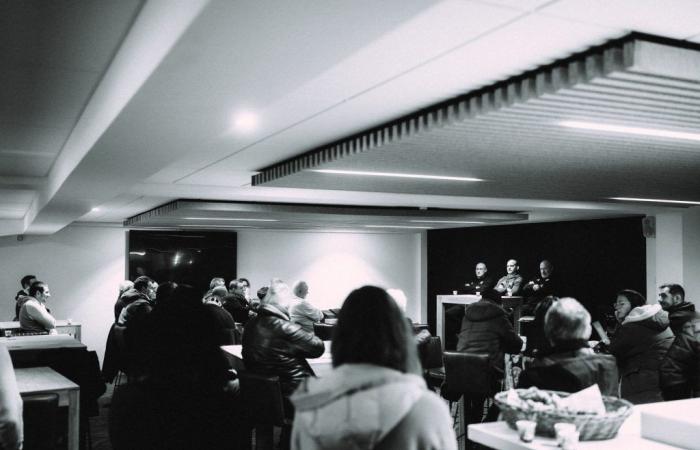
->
[518, 298, 618, 396]
[494, 259, 523, 296]
[290, 281, 323, 334]
[610, 289, 674, 404]
[463, 262, 495, 295]
[222, 279, 251, 324]
[18, 281, 56, 334]
[114, 276, 157, 322]
[209, 277, 225, 290]
[291, 286, 456, 450]
[13, 274, 36, 320]
[522, 260, 559, 314]
[658, 284, 698, 335]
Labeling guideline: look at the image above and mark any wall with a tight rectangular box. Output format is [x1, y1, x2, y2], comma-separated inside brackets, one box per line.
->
[0, 224, 125, 364]
[236, 230, 423, 321]
[683, 207, 700, 306]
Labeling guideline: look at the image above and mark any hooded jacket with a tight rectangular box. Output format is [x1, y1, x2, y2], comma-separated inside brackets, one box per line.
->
[610, 304, 674, 404]
[291, 364, 456, 450]
[666, 301, 698, 335]
[456, 299, 522, 374]
[659, 303, 700, 398]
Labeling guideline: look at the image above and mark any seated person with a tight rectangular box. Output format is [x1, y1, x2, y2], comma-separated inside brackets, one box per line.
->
[13, 274, 36, 320]
[518, 297, 618, 396]
[242, 279, 324, 397]
[463, 262, 495, 295]
[456, 289, 522, 424]
[521, 260, 559, 315]
[202, 286, 238, 345]
[289, 281, 323, 334]
[222, 279, 251, 324]
[114, 276, 157, 322]
[18, 281, 56, 334]
[494, 259, 523, 296]
[522, 296, 558, 357]
[291, 286, 456, 450]
[610, 289, 674, 404]
[0, 344, 22, 450]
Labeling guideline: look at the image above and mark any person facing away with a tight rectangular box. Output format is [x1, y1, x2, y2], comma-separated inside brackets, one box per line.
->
[0, 344, 23, 450]
[242, 279, 325, 397]
[463, 262, 495, 295]
[114, 276, 157, 322]
[609, 289, 674, 404]
[521, 260, 559, 314]
[290, 281, 323, 334]
[18, 281, 56, 334]
[494, 259, 523, 296]
[291, 285, 456, 450]
[13, 274, 36, 320]
[518, 297, 619, 396]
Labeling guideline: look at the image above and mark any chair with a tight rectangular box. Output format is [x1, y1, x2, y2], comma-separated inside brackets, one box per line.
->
[417, 336, 444, 389]
[313, 322, 334, 341]
[238, 371, 291, 449]
[22, 393, 60, 450]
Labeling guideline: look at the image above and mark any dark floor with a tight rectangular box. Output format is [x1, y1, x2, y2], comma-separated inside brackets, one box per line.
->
[89, 382, 112, 450]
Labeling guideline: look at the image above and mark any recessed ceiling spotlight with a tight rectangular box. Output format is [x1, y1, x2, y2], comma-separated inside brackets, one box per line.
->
[310, 169, 482, 182]
[232, 111, 259, 132]
[91, 207, 101, 212]
[409, 220, 485, 224]
[364, 225, 433, 229]
[182, 217, 278, 222]
[560, 120, 700, 142]
[609, 197, 700, 206]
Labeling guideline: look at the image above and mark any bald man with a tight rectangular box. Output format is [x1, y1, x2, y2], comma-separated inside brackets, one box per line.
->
[494, 259, 523, 296]
[522, 260, 559, 314]
[463, 262, 495, 295]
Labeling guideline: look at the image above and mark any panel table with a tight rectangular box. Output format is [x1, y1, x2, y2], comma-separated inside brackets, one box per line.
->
[0, 320, 82, 341]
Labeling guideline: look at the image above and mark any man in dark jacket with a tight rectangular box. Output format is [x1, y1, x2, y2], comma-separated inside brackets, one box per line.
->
[242, 279, 325, 397]
[462, 262, 495, 295]
[658, 284, 699, 335]
[222, 279, 251, 324]
[522, 260, 559, 315]
[114, 276, 157, 322]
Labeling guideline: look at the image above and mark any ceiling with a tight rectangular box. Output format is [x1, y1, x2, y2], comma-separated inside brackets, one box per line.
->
[2, 0, 700, 236]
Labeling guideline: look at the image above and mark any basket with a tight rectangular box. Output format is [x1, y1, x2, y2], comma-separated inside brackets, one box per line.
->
[494, 389, 634, 441]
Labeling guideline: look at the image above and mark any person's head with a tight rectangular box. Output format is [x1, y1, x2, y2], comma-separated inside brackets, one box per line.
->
[204, 286, 228, 306]
[134, 276, 157, 300]
[293, 281, 309, 299]
[229, 279, 246, 295]
[331, 285, 419, 375]
[540, 260, 553, 278]
[506, 259, 518, 274]
[118, 280, 134, 297]
[238, 278, 250, 289]
[658, 284, 685, 310]
[155, 282, 178, 307]
[21, 275, 37, 289]
[534, 295, 558, 325]
[614, 289, 646, 323]
[209, 277, 225, 290]
[544, 297, 591, 345]
[475, 262, 487, 278]
[29, 281, 50, 302]
[480, 288, 502, 303]
[263, 279, 294, 310]
[256, 286, 269, 301]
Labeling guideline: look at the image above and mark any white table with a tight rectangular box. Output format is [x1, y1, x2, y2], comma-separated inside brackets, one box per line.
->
[15, 366, 80, 450]
[221, 340, 333, 378]
[2, 334, 86, 352]
[468, 403, 682, 449]
[0, 320, 82, 341]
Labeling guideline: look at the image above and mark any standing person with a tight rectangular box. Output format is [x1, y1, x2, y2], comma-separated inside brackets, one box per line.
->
[0, 344, 22, 450]
[13, 274, 36, 320]
[610, 289, 674, 404]
[494, 259, 523, 296]
[18, 281, 56, 334]
[522, 260, 559, 314]
[463, 262, 495, 295]
[290, 281, 323, 334]
[657, 284, 699, 335]
[291, 286, 456, 450]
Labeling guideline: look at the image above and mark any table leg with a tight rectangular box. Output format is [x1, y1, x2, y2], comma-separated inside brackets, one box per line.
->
[67, 389, 80, 450]
[437, 299, 444, 350]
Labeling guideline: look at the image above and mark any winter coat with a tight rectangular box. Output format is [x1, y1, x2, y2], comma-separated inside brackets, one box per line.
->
[462, 275, 495, 295]
[610, 304, 674, 404]
[659, 307, 700, 398]
[114, 288, 149, 322]
[291, 364, 456, 450]
[666, 301, 699, 335]
[518, 342, 619, 396]
[221, 293, 250, 324]
[242, 304, 325, 396]
[456, 299, 523, 374]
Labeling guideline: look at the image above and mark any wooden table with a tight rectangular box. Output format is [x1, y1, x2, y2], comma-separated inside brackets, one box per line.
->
[468, 403, 681, 450]
[0, 320, 82, 341]
[221, 341, 333, 378]
[15, 366, 80, 450]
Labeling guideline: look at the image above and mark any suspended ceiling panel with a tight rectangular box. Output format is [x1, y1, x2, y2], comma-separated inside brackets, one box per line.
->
[253, 34, 700, 205]
[124, 200, 528, 232]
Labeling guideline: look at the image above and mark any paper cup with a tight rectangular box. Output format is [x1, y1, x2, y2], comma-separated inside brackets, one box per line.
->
[554, 423, 578, 448]
[516, 420, 536, 442]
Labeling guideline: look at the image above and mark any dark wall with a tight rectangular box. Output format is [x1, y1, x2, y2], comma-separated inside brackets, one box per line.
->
[427, 216, 646, 332]
[128, 230, 237, 294]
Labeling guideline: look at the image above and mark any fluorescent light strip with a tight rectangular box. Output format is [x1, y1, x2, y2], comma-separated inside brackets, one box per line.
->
[183, 217, 278, 222]
[311, 169, 482, 182]
[365, 225, 432, 229]
[410, 220, 485, 224]
[180, 224, 255, 228]
[610, 197, 700, 206]
[560, 120, 700, 142]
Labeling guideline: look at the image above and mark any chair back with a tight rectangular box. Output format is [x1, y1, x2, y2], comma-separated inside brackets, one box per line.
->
[313, 323, 334, 341]
[418, 336, 443, 370]
[443, 351, 495, 397]
[22, 393, 59, 450]
[238, 371, 289, 427]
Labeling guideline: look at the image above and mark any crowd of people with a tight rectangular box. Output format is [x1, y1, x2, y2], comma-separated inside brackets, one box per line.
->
[2, 267, 700, 449]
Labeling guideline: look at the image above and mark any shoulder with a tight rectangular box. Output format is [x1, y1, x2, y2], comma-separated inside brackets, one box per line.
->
[382, 392, 456, 450]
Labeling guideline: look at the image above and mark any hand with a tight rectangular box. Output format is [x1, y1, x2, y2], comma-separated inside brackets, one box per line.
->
[532, 284, 540, 291]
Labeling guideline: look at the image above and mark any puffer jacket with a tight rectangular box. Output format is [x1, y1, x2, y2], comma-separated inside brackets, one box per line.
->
[291, 364, 456, 450]
[659, 310, 700, 398]
[242, 304, 324, 396]
[456, 299, 522, 374]
[610, 304, 674, 404]
[667, 301, 698, 335]
[114, 288, 149, 322]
